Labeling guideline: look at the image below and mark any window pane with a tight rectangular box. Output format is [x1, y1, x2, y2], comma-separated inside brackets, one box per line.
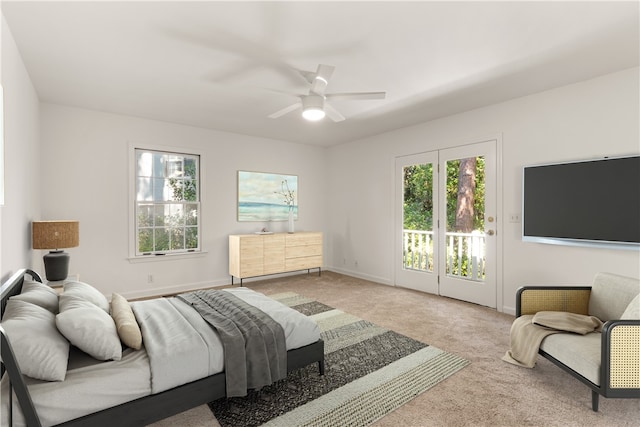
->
[136, 178, 152, 201]
[185, 204, 198, 225]
[186, 226, 198, 249]
[168, 178, 184, 201]
[154, 205, 165, 226]
[152, 152, 164, 178]
[185, 178, 197, 202]
[154, 228, 170, 251]
[184, 158, 196, 175]
[150, 178, 164, 201]
[138, 204, 153, 227]
[165, 156, 183, 177]
[402, 163, 434, 272]
[138, 229, 153, 253]
[170, 228, 185, 250]
[136, 151, 153, 177]
[167, 204, 183, 226]
[444, 156, 486, 280]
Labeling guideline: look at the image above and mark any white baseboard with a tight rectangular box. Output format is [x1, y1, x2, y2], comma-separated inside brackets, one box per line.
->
[326, 266, 392, 286]
[502, 305, 516, 316]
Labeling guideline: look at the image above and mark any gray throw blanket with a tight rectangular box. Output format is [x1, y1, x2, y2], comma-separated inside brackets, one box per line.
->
[177, 290, 287, 397]
[502, 311, 603, 368]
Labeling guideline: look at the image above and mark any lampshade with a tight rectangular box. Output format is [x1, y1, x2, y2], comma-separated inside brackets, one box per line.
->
[32, 220, 79, 250]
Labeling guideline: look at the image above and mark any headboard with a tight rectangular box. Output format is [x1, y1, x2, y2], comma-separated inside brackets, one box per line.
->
[0, 269, 42, 316]
[0, 268, 43, 427]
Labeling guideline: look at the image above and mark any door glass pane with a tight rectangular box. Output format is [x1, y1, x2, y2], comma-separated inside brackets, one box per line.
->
[444, 157, 486, 281]
[402, 163, 434, 272]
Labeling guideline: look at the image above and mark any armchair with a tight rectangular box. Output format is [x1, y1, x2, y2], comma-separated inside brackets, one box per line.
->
[515, 272, 639, 411]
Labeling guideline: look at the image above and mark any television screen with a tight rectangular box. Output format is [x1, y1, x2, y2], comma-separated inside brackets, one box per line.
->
[522, 155, 640, 249]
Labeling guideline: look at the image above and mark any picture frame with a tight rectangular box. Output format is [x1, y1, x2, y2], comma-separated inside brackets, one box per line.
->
[237, 171, 298, 222]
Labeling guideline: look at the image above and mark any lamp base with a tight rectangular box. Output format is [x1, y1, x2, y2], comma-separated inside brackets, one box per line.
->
[43, 250, 70, 281]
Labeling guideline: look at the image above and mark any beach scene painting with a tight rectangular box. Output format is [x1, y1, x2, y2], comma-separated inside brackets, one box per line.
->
[238, 171, 298, 221]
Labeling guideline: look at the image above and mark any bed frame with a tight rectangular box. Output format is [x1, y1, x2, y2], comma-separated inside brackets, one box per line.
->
[1, 269, 325, 427]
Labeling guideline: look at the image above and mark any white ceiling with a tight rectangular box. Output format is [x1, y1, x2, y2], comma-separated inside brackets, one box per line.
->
[2, 1, 638, 147]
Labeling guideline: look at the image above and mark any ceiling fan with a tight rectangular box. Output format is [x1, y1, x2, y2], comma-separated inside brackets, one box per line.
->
[267, 64, 386, 122]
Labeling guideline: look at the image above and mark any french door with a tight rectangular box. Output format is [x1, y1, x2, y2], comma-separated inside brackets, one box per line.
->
[395, 151, 440, 294]
[395, 140, 497, 308]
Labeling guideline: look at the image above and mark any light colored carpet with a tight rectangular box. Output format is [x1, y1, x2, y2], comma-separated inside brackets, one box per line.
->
[150, 271, 640, 427]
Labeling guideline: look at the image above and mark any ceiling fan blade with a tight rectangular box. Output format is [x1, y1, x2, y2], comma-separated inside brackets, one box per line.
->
[268, 102, 302, 119]
[161, 27, 308, 86]
[310, 64, 335, 95]
[324, 102, 345, 122]
[326, 91, 386, 101]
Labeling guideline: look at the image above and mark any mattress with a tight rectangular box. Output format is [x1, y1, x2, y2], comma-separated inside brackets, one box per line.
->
[1, 288, 320, 427]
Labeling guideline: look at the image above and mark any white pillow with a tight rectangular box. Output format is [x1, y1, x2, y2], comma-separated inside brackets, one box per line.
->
[621, 293, 640, 319]
[62, 281, 110, 312]
[1, 299, 69, 381]
[56, 295, 122, 361]
[10, 280, 59, 313]
[110, 293, 142, 350]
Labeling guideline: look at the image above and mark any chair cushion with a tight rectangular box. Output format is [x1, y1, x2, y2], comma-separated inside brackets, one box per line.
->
[540, 332, 601, 385]
[588, 273, 640, 321]
[621, 293, 640, 319]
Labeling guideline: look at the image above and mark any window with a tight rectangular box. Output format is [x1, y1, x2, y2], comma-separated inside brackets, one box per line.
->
[134, 148, 200, 256]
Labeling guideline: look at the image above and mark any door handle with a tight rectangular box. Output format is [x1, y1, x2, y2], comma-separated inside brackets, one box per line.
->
[487, 230, 495, 236]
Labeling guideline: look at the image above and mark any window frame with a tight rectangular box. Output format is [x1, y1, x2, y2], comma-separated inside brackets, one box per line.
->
[128, 143, 205, 261]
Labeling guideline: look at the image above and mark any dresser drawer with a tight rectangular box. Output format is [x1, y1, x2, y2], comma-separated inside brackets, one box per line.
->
[286, 232, 322, 247]
[285, 255, 323, 271]
[285, 244, 321, 258]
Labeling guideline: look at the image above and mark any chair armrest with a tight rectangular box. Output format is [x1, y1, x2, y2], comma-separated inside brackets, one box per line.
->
[516, 286, 592, 317]
[602, 320, 640, 392]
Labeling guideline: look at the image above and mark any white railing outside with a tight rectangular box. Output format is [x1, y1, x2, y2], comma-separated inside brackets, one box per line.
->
[403, 229, 486, 281]
[403, 230, 434, 272]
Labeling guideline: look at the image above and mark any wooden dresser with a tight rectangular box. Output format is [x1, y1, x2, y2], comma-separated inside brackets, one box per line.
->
[229, 232, 323, 284]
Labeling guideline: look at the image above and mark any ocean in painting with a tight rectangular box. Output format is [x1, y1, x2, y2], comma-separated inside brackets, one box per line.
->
[238, 202, 298, 221]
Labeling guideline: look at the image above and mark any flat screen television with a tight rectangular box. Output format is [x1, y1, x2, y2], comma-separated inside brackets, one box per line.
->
[522, 155, 640, 250]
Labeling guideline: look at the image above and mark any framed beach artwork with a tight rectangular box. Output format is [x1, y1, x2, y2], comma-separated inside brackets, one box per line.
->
[237, 171, 298, 221]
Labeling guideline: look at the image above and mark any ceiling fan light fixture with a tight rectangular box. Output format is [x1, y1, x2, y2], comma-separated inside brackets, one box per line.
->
[302, 95, 325, 121]
[302, 107, 325, 121]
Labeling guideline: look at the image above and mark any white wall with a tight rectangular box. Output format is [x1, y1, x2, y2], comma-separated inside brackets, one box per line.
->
[38, 104, 328, 298]
[326, 67, 640, 314]
[0, 14, 42, 282]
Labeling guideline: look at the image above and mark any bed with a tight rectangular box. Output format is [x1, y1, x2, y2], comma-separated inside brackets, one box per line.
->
[0, 269, 325, 426]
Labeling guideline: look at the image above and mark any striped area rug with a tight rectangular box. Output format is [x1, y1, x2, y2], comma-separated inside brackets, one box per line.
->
[209, 293, 469, 427]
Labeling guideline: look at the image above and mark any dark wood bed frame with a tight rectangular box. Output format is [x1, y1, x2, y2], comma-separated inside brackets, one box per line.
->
[0, 269, 325, 427]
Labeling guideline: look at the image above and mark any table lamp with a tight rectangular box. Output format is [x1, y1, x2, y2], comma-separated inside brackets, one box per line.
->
[32, 220, 79, 281]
